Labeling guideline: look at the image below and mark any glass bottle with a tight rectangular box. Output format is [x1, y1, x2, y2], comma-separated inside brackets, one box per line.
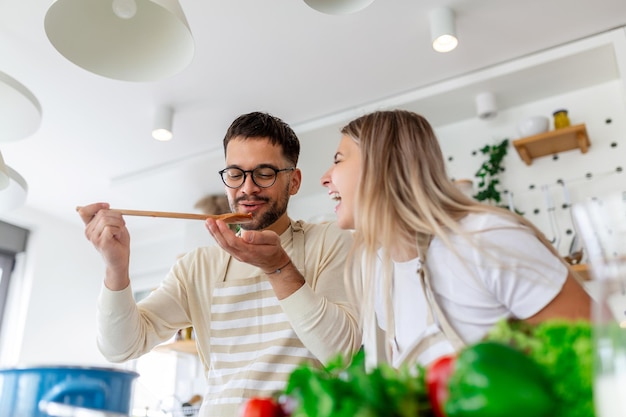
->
[553, 109, 570, 129]
[572, 192, 626, 417]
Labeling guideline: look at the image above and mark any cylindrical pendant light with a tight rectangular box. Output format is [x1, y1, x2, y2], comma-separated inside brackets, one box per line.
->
[152, 107, 174, 141]
[429, 7, 458, 53]
[304, 0, 375, 15]
[44, 0, 195, 82]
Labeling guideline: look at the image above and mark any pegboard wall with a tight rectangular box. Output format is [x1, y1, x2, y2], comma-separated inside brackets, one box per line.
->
[439, 80, 626, 260]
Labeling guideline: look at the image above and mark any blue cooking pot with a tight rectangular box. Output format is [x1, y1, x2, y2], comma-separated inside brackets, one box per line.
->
[0, 366, 139, 417]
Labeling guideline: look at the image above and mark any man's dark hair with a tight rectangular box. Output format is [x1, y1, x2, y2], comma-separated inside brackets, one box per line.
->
[223, 112, 300, 166]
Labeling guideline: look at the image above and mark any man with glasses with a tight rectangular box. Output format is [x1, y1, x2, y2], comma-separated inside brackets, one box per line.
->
[78, 112, 360, 417]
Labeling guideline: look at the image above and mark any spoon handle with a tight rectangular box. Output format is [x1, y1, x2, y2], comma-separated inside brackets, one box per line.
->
[75, 207, 252, 224]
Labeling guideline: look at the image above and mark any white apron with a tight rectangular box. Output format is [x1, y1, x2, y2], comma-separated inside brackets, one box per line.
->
[394, 264, 466, 365]
[369, 257, 466, 369]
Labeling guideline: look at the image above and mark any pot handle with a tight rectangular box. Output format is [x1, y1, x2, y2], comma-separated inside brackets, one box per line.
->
[38, 379, 128, 417]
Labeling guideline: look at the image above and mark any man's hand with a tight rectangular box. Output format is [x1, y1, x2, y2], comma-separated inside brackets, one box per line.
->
[205, 218, 304, 299]
[77, 202, 131, 290]
[205, 218, 288, 272]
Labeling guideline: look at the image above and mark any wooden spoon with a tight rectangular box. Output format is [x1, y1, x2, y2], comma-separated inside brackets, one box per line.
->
[75, 206, 253, 224]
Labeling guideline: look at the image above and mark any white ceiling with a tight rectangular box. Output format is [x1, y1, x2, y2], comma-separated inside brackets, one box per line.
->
[1, 0, 626, 231]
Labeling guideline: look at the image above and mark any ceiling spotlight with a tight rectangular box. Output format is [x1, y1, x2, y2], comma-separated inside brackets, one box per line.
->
[304, 0, 375, 15]
[475, 92, 498, 120]
[429, 7, 458, 53]
[152, 107, 174, 141]
[0, 71, 42, 143]
[44, 0, 195, 82]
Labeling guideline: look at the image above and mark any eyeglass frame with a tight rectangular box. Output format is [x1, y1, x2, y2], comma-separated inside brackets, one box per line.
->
[218, 165, 296, 189]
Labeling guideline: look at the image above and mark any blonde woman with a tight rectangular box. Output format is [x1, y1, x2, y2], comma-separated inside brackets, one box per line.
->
[320, 109, 590, 368]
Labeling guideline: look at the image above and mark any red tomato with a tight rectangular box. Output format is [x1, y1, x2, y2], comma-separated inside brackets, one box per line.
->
[426, 354, 456, 417]
[240, 397, 285, 417]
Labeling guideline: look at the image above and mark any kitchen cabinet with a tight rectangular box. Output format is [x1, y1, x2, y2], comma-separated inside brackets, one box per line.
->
[512, 124, 590, 166]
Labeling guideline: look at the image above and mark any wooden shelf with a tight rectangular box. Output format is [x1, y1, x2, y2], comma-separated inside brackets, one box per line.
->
[153, 340, 198, 355]
[512, 124, 590, 165]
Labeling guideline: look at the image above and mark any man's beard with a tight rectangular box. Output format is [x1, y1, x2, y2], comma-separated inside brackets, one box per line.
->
[229, 183, 290, 231]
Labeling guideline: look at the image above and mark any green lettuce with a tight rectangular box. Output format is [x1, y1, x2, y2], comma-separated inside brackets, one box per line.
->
[284, 349, 433, 417]
[485, 319, 594, 417]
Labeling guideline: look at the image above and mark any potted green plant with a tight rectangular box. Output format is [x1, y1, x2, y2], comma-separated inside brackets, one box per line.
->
[474, 138, 509, 206]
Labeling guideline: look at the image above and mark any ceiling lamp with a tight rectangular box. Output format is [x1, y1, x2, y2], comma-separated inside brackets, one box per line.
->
[0, 72, 42, 143]
[0, 151, 9, 191]
[0, 162, 28, 213]
[304, 0, 375, 15]
[152, 106, 174, 141]
[475, 92, 498, 120]
[0, 71, 37, 211]
[429, 7, 458, 53]
[44, 0, 195, 82]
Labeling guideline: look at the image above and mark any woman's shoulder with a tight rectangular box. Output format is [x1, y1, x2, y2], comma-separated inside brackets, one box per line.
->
[460, 211, 522, 231]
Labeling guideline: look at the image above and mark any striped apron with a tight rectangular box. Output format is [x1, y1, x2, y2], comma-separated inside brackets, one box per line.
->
[200, 221, 319, 417]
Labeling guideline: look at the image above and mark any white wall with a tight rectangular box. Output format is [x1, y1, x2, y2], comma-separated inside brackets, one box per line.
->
[439, 80, 626, 259]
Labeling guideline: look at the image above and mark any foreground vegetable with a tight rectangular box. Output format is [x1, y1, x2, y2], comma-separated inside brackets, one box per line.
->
[426, 355, 455, 417]
[444, 341, 556, 417]
[284, 350, 432, 417]
[240, 397, 286, 417]
[280, 319, 593, 417]
[485, 319, 594, 417]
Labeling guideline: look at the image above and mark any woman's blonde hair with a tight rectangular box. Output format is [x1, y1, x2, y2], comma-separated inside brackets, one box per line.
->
[341, 109, 558, 253]
[341, 110, 563, 355]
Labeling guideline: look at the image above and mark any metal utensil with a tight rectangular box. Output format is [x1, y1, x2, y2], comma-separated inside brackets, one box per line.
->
[542, 185, 560, 251]
[559, 179, 583, 259]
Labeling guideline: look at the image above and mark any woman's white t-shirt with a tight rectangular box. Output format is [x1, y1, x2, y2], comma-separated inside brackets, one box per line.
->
[374, 212, 567, 366]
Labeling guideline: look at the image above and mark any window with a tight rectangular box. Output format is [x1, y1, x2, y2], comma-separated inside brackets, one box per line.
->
[0, 252, 16, 333]
[0, 220, 29, 336]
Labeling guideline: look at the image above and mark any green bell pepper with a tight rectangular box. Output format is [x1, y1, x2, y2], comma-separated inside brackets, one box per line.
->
[444, 341, 556, 417]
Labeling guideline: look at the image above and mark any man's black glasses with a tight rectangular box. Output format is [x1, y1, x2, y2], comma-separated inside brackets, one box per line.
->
[218, 166, 295, 189]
